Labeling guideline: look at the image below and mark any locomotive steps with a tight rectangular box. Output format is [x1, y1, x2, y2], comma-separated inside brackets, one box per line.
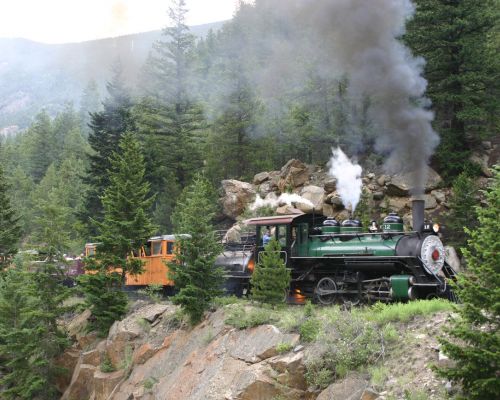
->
[58, 298, 458, 400]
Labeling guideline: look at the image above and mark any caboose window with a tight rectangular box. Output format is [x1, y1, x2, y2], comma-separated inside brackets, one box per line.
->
[166, 242, 174, 254]
[152, 241, 162, 255]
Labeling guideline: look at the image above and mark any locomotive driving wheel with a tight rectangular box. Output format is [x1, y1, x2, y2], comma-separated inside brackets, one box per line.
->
[315, 277, 338, 305]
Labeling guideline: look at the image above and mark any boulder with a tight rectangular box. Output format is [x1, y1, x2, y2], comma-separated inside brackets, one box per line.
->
[61, 364, 96, 400]
[221, 180, 257, 219]
[230, 364, 281, 400]
[424, 194, 437, 210]
[361, 387, 380, 400]
[321, 203, 335, 217]
[445, 246, 461, 273]
[276, 205, 303, 215]
[67, 309, 91, 339]
[469, 152, 492, 177]
[325, 192, 344, 208]
[386, 167, 442, 196]
[316, 374, 368, 400]
[377, 175, 387, 187]
[431, 190, 446, 204]
[324, 178, 337, 193]
[93, 369, 125, 400]
[253, 171, 270, 185]
[223, 224, 242, 243]
[81, 345, 104, 367]
[388, 197, 409, 213]
[268, 351, 307, 390]
[278, 159, 310, 191]
[229, 325, 300, 363]
[54, 349, 80, 393]
[372, 192, 384, 201]
[77, 331, 100, 350]
[297, 185, 325, 213]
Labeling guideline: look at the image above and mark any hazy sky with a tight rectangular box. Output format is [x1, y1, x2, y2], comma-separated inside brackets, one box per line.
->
[0, 0, 239, 44]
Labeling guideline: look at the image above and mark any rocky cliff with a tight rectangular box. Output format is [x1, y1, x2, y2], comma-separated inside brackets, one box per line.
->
[59, 300, 457, 400]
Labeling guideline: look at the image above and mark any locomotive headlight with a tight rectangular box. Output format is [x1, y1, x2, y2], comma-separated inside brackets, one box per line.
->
[432, 223, 440, 233]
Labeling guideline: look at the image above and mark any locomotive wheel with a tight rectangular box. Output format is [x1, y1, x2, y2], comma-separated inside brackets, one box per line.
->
[315, 277, 338, 305]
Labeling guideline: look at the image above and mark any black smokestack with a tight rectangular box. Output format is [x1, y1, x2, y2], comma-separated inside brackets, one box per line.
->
[412, 198, 425, 232]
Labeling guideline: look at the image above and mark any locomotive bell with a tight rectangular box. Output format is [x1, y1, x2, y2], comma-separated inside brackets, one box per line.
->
[382, 213, 404, 233]
[340, 218, 362, 234]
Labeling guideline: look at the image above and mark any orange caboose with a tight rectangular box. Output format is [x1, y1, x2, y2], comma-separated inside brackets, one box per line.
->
[84, 234, 181, 287]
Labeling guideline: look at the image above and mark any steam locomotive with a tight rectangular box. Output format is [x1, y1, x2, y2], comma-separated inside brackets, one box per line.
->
[216, 199, 457, 304]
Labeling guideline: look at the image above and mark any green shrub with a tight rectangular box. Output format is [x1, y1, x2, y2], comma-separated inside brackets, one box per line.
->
[275, 342, 293, 354]
[299, 318, 320, 342]
[100, 355, 115, 373]
[305, 366, 333, 389]
[212, 295, 242, 307]
[143, 377, 157, 391]
[304, 300, 315, 317]
[139, 283, 163, 303]
[225, 305, 274, 329]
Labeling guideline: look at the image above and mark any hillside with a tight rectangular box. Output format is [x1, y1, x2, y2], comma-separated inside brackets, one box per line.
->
[58, 298, 459, 400]
[0, 21, 224, 132]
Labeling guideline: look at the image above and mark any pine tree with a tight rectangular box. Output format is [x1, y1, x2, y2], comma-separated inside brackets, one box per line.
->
[137, 0, 206, 232]
[0, 265, 69, 399]
[436, 167, 500, 399]
[0, 163, 21, 269]
[405, 0, 499, 180]
[94, 132, 156, 284]
[79, 132, 155, 335]
[81, 63, 135, 235]
[168, 174, 223, 324]
[79, 79, 101, 137]
[26, 110, 54, 183]
[251, 238, 291, 304]
[446, 171, 479, 250]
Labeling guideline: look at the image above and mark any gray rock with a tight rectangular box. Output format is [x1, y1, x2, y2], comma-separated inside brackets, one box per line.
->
[377, 175, 387, 186]
[373, 192, 385, 201]
[431, 190, 446, 204]
[445, 246, 461, 272]
[220, 179, 256, 219]
[424, 194, 437, 209]
[253, 172, 270, 185]
[469, 152, 492, 177]
[324, 178, 337, 193]
[297, 185, 325, 213]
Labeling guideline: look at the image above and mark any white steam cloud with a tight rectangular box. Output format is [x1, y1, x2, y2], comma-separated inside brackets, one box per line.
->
[328, 147, 363, 212]
[250, 193, 313, 211]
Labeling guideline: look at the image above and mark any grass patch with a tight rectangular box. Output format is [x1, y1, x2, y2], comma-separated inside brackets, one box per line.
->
[368, 365, 390, 388]
[143, 377, 158, 391]
[213, 295, 243, 307]
[362, 299, 453, 325]
[225, 304, 275, 329]
[275, 342, 293, 354]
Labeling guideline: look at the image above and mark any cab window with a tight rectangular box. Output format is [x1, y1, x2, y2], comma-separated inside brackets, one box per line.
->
[152, 241, 162, 255]
[277, 225, 287, 247]
[166, 242, 174, 255]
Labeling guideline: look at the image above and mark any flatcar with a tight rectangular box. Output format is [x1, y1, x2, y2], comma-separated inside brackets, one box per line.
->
[218, 199, 457, 304]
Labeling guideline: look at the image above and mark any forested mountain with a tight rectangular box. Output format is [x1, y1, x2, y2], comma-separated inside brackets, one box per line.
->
[0, 0, 498, 250]
[0, 21, 223, 131]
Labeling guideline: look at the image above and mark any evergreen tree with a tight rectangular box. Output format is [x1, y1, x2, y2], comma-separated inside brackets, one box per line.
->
[0, 265, 69, 399]
[251, 238, 291, 304]
[436, 167, 500, 399]
[169, 174, 223, 324]
[0, 163, 21, 269]
[79, 79, 101, 137]
[80, 132, 155, 335]
[26, 110, 54, 183]
[446, 171, 479, 250]
[81, 63, 135, 235]
[94, 132, 156, 285]
[405, 0, 500, 180]
[138, 0, 206, 231]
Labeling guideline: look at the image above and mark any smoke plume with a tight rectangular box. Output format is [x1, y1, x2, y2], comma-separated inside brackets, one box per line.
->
[228, 0, 438, 194]
[250, 193, 314, 211]
[328, 147, 363, 211]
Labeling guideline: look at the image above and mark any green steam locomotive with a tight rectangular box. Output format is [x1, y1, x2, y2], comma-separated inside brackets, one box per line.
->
[217, 199, 457, 304]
